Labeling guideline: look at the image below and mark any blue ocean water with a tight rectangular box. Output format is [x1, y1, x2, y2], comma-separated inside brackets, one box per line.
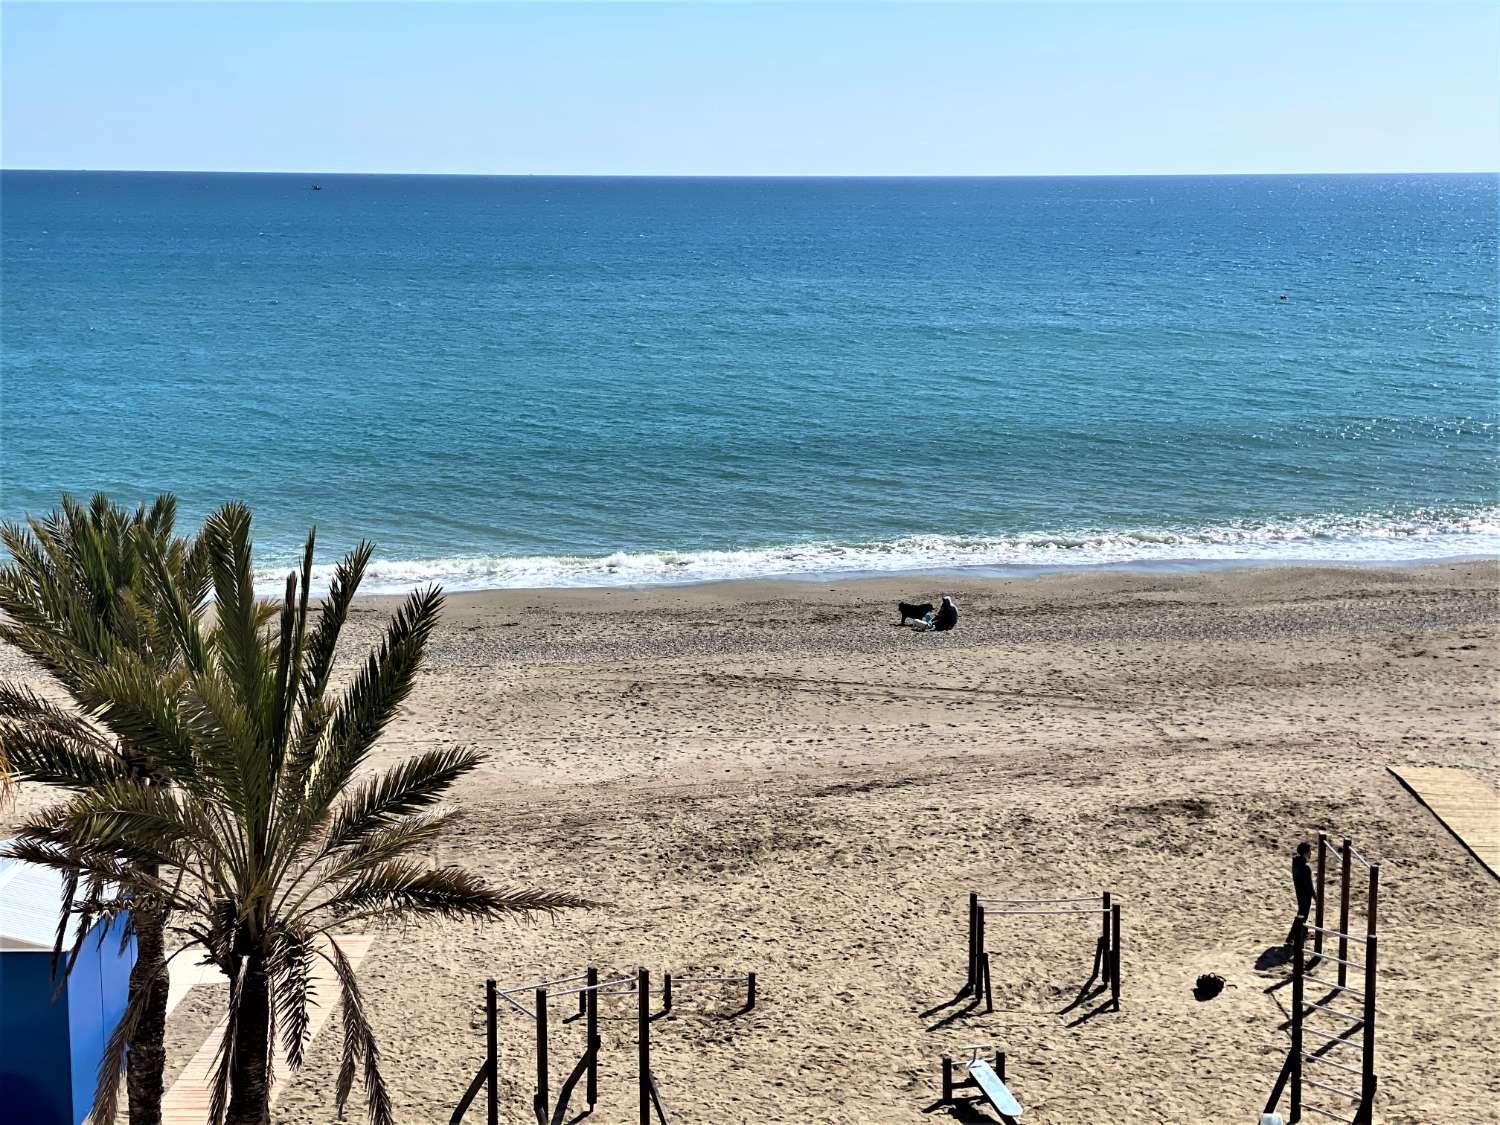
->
[2, 172, 1496, 591]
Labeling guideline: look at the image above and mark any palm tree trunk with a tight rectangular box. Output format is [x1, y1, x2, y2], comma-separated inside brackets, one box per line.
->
[225, 950, 273, 1125]
[125, 871, 169, 1125]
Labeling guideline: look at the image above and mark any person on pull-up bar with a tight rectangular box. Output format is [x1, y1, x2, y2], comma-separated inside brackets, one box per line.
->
[1283, 841, 1317, 948]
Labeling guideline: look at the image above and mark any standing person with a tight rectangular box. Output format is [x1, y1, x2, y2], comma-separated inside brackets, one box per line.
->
[1285, 841, 1317, 947]
[933, 594, 959, 632]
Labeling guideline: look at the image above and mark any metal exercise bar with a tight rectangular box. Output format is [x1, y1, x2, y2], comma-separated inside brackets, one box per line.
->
[550, 976, 635, 998]
[669, 974, 751, 983]
[499, 972, 591, 996]
[1304, 974, 1363, 997]
[1305, 1104, 1356, 1124]
[1304, 1053, 1362, 1077]
[1303, 1025, 1364, 1046]
[1305, 1076, 1361, 1101]
[1311, 951, 1367, 971]
[977, 896, 1101, 905]
[1305, 924, 1371, 943]
[984, 908, 1107, 916]
[1348, 844, 1373, 870]
[1303, 999, 1364, 1022]
[497, 991, 537, 1020]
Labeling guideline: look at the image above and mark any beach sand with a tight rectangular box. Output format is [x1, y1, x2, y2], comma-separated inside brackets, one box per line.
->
[5, 561, 1498, 1123]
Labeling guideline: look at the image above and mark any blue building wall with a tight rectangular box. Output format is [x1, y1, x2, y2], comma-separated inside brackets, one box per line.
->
[0, 915, 136, 1125]
[0, 952, 73, 1124]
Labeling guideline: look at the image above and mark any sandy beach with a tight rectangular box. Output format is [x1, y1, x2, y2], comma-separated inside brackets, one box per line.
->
[5, 560, 1498, 1124]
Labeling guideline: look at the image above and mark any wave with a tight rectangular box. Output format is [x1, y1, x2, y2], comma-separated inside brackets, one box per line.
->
[254, 508, 1500, 595]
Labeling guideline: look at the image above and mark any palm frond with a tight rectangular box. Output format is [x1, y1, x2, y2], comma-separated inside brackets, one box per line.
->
[324, 936, 392, 1125]
[302, 585, 444, 816]
[320, 747, 481, 856]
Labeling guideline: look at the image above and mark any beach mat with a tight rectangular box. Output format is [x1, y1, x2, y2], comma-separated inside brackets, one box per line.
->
[1388, 767, 1500, 880]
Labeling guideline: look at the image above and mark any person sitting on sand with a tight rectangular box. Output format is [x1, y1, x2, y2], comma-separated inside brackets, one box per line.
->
[932, 594, 958, 632]
[1284, 841, 1317, 947]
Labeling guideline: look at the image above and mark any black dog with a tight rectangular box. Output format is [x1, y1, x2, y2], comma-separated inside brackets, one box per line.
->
[897, 601, 934, 625]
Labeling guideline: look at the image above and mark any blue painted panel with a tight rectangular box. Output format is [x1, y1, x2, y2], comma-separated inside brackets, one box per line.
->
[66, 938, 105, 1125]
[0, 951, 73, 1124]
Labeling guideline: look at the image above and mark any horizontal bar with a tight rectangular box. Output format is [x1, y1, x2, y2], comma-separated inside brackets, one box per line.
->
[1303, 1000, 1364, 1022]
[497, 972, 591, 994]
[977, 897, 1101, 905]
[984, 908, 1106, 916]
[1303, 1053, 1363, 1078]
[1348, 845, 1373, 869]
[1303, 975, 1364, 998]
[1308, 951, 1366, 971]
[669, 975, 751, 983]
[1305, 1076, 1361, 1101]
[550, 976, 636, 997]
[1304, 924, 1371, 943]
[1303, 1025, 1364, 1046]
[495, 992, 535, 1020]
[1304, 1104, 1355, 1123]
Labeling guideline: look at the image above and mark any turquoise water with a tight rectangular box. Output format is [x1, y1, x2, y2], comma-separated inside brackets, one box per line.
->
[2, 172, 1496, 590]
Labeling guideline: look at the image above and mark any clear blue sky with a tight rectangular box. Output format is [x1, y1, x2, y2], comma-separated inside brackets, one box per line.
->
[3, 1, 1496, 175]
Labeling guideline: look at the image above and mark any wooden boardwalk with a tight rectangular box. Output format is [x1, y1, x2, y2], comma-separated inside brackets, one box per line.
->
[1389, 767, 1500, 880]
[161, 935, 375, 1124]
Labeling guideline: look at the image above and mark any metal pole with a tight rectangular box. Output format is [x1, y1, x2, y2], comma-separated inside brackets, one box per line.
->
[1363, 866, 1379, 1117]
[638, 968, 650, 1125]
[586, 966, 598, 1107]
[535, 988, 549, 1125]
[1292, 923, 1305, 1122]
[1337, 838, 1352, 988]
[1315, 833, 1327, 957]
[486, 979, 498, 1125]
[997, 1051, 1006, 1082]
[1111, 903, 1122, 1010]
[746, 971, 757, 1011]
[967, 892, 979, 993]
[1101, 890, 1112, 983]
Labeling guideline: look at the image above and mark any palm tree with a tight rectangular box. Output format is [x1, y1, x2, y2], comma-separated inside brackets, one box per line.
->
[5, 502, 585, 1125]
[0, 493, 212, 1125]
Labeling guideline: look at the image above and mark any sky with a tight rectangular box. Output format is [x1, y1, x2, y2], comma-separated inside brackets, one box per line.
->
[2, 1, 1496, 176]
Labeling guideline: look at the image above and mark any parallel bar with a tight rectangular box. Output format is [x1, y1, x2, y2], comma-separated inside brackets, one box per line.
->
[668, 975, 750, 983]
[1304, 975, 1363, 997]
[1348, 845, 1373, 870]
[1303, 1000, 1364, 1022]
[984, 908, 1106, 916]
[1310, 951, 1366, 971]
[976, 896, 1101, 904]
[1306, 1076, 1361, 1100]
[499, 973, 591, 995]
[1305, 1104, 1356, 1123]
[1305, 924, 1371, 942]
[1304, 1053, 1363, 1077]
[1303, 1026, 1364, 1046]
[550, 976, 636, 997]
[497, 991, 537, 1020]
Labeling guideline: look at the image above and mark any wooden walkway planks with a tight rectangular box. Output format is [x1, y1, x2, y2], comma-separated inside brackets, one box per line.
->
[160, 934, 375, 1124]
[1388, 767, 1500, 880]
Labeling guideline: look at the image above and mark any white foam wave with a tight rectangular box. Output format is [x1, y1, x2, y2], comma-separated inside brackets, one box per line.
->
[252, 508, 1500, 595]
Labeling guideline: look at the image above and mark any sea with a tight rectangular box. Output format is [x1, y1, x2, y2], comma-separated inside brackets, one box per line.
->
[1, 172, 1496, 592]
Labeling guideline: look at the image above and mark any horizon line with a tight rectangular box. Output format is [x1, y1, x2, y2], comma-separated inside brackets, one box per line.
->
[4, 167, 1497, 179]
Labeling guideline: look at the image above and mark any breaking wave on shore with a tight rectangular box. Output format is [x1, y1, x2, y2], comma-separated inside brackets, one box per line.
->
[259, 507, 1500, 594]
